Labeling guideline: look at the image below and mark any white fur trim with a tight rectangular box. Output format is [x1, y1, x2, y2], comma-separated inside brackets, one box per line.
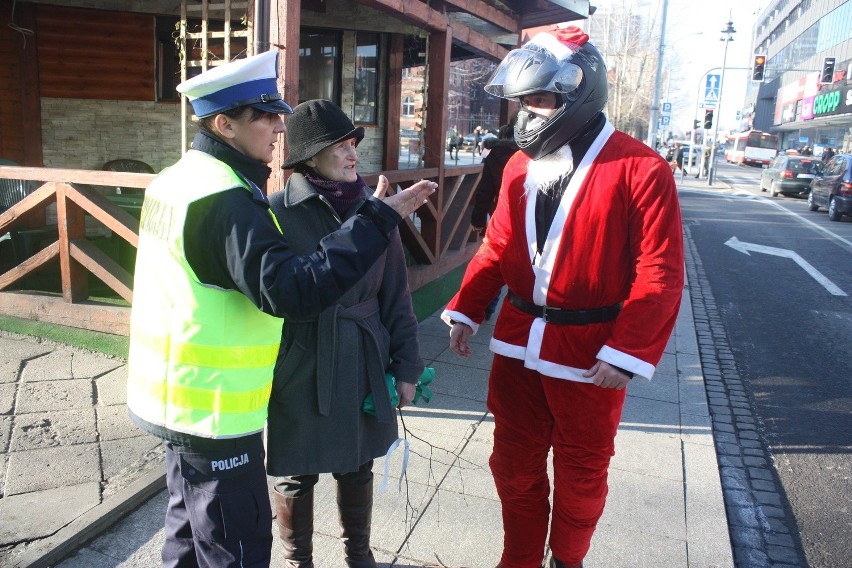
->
[525, 120, 616, 304]
[526, 32, 573, 61]
[440, 309, 480, 335]
[596, 345, 655, 381]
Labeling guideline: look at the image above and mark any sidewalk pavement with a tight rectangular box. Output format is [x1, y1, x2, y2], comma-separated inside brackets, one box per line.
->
[1, 277, 734, 568]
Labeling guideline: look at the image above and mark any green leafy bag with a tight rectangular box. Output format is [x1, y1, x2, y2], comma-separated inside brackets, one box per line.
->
[363, 367, 434, 416]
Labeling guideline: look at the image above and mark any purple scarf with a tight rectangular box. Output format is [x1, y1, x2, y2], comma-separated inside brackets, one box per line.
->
[302, 167, 367, 218]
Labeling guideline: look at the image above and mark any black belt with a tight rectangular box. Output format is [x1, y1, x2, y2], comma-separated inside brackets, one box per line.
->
[508, 291, 621, 325]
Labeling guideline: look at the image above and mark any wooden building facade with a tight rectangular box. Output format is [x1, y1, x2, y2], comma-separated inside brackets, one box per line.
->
[0, 0, 592, 335]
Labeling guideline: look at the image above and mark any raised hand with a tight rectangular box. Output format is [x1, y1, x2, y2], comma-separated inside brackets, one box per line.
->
[373, 175, 437, 218]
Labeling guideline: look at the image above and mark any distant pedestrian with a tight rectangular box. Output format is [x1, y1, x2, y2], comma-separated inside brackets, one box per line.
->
[822, 146, 835, 162]
[447, 125, 461, 159]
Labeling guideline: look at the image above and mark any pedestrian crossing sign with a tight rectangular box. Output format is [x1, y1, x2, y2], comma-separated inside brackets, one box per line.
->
[704, 74, 720, 105]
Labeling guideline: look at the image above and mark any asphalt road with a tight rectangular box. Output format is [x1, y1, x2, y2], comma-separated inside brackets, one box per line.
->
[682, 160, 852, 568]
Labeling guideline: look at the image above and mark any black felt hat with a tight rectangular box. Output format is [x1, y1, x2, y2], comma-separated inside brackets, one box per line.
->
[282, 100, 365, 169]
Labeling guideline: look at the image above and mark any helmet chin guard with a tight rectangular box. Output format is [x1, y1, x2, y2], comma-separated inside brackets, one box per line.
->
[485, 28, 608, 160]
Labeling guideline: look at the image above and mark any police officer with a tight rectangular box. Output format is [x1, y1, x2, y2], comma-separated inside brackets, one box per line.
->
[126, 50, 435, 568]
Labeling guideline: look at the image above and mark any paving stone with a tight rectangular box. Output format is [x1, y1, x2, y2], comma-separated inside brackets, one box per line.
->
[0, 359, 22, 384]
[0, 482, 101, 545]
[716, 441, 742, 455]
[765, 532, 796, 547]
[0, 336, 53, 363]
[754, 490, 782, 507]
[767, 516, 794, 533]
[727, 502, 761, 529]
[101, 436, 163, 496]
[767, 544, 801, 564]
[751, 479, 776, 492]
[97, 404, 140, 441]
[20, 350, 121, 382]
[749, 467, 773, 481]
[10, 408, 97, 450]
[743, 455, 768, 467]
[95, 366, 128, 406]
[0, 383, 15, 415]
[734, 546, 771, 568]
[717, 454, 744, 468]
[4, 443, 100, 495]
[762, 505, 787, 519]
[0, 415, 11, 451]
[15, 378, 93, 413]
[0, 453, 6, 497]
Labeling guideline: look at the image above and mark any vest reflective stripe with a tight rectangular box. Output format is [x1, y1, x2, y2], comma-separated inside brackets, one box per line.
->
[128, 150, 284, 439]
[130, 370, 273, 415]
[130, 327, 280, 369]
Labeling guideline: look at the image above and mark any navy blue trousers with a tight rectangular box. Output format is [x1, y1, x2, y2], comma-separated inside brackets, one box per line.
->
[162, 433, 272, 568]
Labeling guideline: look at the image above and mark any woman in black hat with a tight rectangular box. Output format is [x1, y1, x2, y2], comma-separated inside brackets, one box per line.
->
[266, 100, 424, 568]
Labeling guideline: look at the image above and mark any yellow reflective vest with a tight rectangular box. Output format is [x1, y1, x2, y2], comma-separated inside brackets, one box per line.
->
[127, 150, 283, 439]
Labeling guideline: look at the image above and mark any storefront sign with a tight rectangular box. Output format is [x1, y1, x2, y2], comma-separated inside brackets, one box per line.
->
[801, 96, 815, 120]
[812, 86, 852, 118]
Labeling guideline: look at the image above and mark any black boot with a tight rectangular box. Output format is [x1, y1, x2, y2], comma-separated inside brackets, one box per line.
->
[274, 489, 315, 567]
[337, 480, 377, 567]
[550, 556, 583, 568]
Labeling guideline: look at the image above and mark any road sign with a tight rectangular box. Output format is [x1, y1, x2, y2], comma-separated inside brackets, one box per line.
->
[661, 102, 672, 114]
[660, 116, 671, 126]
[704, 74, 721, 106]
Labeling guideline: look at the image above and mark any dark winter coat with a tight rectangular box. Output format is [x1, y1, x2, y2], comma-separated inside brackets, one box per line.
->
[265, 172, 424, 477]
[470, 137, 519, 228]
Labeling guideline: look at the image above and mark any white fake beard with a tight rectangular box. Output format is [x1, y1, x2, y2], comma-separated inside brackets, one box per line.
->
[523, 144, 574, 197]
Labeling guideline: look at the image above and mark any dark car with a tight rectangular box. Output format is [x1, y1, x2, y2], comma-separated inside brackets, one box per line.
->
[808, 153, 852, 221]
[759, 155, 824, 197]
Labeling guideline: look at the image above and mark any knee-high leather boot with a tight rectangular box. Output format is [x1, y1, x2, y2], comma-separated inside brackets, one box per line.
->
[274, 489, 315, 568]
[337, 480, 377, 567]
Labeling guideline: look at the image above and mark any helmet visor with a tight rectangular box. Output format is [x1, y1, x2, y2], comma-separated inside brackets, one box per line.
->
[485, 45, 584, 101]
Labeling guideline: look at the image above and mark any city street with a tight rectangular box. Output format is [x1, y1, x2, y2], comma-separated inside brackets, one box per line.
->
[681, 159, 852, 567]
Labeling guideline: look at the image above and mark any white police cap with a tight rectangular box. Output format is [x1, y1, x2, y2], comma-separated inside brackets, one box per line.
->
[176, 50, 293, 118]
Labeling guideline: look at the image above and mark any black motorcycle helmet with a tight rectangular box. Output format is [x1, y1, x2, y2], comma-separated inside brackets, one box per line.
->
[485, 27, 608, 160]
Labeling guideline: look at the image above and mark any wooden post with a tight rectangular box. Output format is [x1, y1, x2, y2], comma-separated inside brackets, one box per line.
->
[19, 3, 43, 167]
[421, 28, 453, 259]
[267, 0, 301, 194]
[383, 34, 404, 171]
[55, 183, 88, 302]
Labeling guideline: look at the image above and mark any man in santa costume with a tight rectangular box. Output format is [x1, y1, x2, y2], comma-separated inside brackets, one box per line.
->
[443, 27, 684, 568]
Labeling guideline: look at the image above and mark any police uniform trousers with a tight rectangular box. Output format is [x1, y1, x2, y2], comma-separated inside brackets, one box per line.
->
[487, 355, 626, 567]
[162, 432, 272, 568]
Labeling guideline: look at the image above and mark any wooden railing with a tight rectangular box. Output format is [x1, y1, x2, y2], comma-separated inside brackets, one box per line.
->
[0, 164, 483, 335]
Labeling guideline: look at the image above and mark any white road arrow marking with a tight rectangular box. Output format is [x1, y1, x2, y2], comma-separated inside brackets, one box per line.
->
[724, 237, 847, 296]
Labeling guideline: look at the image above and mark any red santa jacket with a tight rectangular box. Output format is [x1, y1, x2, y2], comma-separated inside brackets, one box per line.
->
[443, 120, 684, 381]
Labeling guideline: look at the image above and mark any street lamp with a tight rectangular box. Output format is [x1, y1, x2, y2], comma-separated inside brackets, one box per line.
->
[646, 0, 669, 149]
[708, 19, 736, 186]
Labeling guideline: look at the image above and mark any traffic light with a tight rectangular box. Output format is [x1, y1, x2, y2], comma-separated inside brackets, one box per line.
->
[821, 57, 836, 84]
[694, 119, 701, 130]
[752, 54, 766, 82]
[703, 109, 714, 130]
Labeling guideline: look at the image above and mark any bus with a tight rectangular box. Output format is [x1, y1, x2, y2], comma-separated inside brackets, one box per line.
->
[724, 130, 779, 167]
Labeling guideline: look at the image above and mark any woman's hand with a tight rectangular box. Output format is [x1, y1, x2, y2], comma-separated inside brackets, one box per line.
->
[395, 381, 416, 408]
[373, 175, 436, 218]
[449, 322, 473, 357]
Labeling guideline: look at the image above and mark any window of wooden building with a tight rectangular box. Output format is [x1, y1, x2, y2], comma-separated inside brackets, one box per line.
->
[298, 29, 342, 105]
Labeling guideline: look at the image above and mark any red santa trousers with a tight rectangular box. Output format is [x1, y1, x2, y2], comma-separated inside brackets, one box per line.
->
[487, 355, 626, 567]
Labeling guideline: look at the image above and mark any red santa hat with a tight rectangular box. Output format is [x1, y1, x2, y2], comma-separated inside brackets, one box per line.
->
[525, 26, 590, 61]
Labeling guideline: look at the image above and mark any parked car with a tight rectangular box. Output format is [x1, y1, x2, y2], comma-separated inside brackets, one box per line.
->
[460, 131, 497, 149]
[759, 155, 824, 197]
[807, 153, 852, 221]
